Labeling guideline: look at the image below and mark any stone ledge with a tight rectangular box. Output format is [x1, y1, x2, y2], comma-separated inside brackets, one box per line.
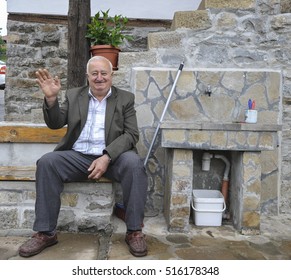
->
[161, 125, 280, 151]
[161, 121, 282, 132]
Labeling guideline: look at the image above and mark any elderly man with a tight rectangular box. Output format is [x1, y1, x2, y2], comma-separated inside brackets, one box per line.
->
[19, 56, 148, 257]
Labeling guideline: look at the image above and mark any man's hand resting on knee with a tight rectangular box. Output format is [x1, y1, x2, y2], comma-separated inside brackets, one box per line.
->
[87, 154, 111, 180]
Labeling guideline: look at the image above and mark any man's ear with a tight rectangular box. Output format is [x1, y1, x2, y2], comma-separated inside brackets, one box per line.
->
[86, 73, 89, 85]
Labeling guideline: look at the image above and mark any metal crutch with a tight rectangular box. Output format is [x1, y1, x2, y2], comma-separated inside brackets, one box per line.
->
[144, 61, 184, 167]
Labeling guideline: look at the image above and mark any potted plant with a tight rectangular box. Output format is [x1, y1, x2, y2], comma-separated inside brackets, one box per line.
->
[86, 9, 132, 70]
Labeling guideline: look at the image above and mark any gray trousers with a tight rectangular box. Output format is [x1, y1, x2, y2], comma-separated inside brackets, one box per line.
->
[33, 150, 148, 232]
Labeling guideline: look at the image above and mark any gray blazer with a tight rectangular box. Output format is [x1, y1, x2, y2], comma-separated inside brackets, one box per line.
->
[43, 85, 139, 162]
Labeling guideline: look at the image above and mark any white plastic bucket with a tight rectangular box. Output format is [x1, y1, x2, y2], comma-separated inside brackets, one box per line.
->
[191, 189, 226, 226]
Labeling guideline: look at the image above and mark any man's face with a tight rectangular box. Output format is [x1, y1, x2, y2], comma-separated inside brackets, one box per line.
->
[87, 58, 113, 99]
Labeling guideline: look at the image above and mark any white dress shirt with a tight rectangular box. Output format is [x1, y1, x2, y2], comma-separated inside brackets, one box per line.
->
[72, 89, 112, 155]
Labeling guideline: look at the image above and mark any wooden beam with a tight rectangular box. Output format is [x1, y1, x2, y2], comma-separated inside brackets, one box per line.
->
[0, 166, 112, 182]
[0, 125, 66, 143]
[0, 166, 36, 181]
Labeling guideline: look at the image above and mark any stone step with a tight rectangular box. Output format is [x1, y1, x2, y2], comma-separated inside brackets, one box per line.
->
[117, 10, 212, 73]
[114, 51, 158, 90]
[171, 10, 211, 30]
[118, 50, 158, 69]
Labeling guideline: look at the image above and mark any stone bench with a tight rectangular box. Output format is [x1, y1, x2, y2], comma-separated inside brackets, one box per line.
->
[0, 123, 115, 235]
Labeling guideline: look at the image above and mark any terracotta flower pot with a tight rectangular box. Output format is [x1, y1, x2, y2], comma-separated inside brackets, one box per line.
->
[90, 45, 121, 70]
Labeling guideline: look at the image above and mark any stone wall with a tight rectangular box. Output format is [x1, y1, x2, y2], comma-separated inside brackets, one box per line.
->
[4, 14, 170, 122]
[0, 180, 114, 234]
[3, 0, 291, 216]
[5, 15, 68, 122]
[145, 0, 291, 214]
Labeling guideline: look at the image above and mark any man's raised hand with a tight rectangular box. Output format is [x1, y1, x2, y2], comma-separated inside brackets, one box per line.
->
[36, 69, 61, 106]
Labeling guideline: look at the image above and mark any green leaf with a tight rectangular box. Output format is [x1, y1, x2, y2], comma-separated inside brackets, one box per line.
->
[86, 9, 132, 48]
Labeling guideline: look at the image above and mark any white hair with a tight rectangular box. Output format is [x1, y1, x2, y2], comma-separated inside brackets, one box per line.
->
[86, 56, 113, 73]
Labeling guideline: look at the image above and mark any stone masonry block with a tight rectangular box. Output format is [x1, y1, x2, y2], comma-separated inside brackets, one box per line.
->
[172, 179, 192, 192]
[205, 0, 255, 9]
[259, 132, 276, 149]
[163, 130, 186, 144]
[171, 193, 189, 206]
[173, 149, 193, 161]
[173, 164, 192, 178]
[22, 189, 36, 202]
[61, 192, 78, 207]
[243, 195, 261, 211]
[243, 152, 261, 182]
[215, 12, 238, 29]
[0, 209, 18, 229]
[76, 214, 112, 233]
[271, 14, 291, 29]
[132, 69, 150, 91]
[247, 132, 260, 146]
[242, 211, 260, 228]
[119, 51, 158, 69]
[58, 209, 76, 230]
[21, 208, 35, 229]
[234, 131, 248, 146]
[170, 97, 199, 121]
[86, 199, 113, 212]
[211, 131, 227, 147]
[0, 191, 22, 205]
[188, 130, 210, 146]
[281, 0, 291, 13]
[147, 31, 187, 49]
[170, 207, 191, 219]
[168, 218, 188, 232]
[171, 10, 211, 31]
[246, 177, 261, 196]
[260, 150, 278, 174]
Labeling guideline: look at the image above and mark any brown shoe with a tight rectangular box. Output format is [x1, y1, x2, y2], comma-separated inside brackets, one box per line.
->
[19, 232, 58, 257]
[125, 231, 147, 257]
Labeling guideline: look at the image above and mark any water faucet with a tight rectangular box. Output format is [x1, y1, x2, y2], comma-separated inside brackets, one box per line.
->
[205, 85, 212, 96]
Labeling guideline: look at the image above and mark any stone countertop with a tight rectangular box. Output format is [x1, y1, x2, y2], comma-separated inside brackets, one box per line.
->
[161, 121, 282, 132]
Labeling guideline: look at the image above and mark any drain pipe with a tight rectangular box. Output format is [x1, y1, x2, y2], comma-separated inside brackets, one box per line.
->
[213, 154, 230, 206]
[202, 153, 230, 206]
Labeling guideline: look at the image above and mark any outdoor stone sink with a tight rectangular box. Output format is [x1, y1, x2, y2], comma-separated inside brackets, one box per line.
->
[131, 67, 282, 233]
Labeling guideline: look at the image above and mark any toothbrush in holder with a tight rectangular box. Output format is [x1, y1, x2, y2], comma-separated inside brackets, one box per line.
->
[248, 99, 256, 110]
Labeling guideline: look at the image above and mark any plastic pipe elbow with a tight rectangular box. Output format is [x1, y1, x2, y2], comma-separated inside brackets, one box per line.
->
[214, 154, 230, 180]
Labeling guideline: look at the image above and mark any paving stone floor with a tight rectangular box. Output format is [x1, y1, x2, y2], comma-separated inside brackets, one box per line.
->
[0, 213, 291, 260]
[108, 213, 291, 260]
